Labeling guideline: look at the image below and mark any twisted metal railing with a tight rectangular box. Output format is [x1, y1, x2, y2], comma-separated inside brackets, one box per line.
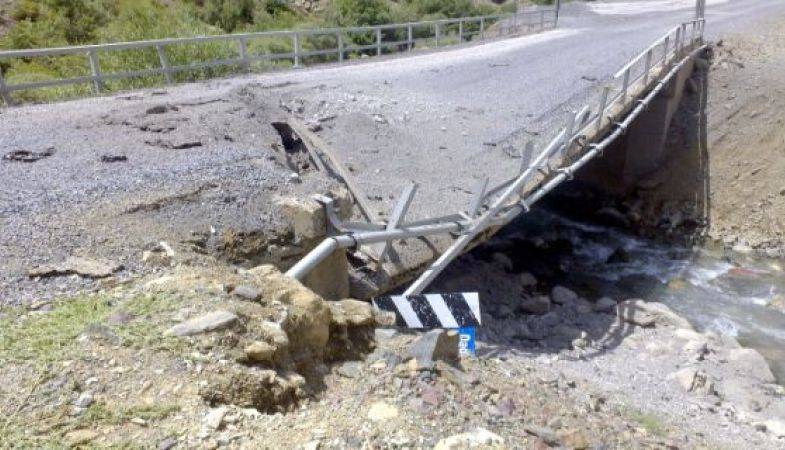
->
[0, 8, 557, 106]
[286, 18, 707, 296]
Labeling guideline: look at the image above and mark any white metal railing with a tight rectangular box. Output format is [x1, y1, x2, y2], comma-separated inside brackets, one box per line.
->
[0, 9, 557, 106]
[286, 18, 706, 296]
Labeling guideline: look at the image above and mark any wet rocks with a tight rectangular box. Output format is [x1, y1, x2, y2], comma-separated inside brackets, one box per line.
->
[166, 310, 239, 337]
[593, 297, 617, 313]
[551, 285, 579, 306]
[616, 299, 693, 329]
[519, 295, 551, 315]
[407, 329, 459, 367]
[29, 256, 122, 279]
[519, 272, 537, 287]
[434, 428, 505, 449]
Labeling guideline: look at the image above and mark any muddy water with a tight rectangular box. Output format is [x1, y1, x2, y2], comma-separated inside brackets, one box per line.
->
[501, 208, 785, 382]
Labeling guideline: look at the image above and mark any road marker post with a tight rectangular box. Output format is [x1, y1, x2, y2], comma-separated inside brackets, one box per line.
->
[373, 292, 481, 357]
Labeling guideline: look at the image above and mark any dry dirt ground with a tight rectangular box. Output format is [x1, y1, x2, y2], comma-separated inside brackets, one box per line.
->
[703, 19, 785, 254]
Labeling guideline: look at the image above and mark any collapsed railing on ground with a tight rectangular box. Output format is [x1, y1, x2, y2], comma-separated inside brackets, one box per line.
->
[0, 9, 557, 106]
[286, 18, 706, 295]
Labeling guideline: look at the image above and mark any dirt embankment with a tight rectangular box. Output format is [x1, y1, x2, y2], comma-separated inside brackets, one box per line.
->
[704, 22, 785, 255]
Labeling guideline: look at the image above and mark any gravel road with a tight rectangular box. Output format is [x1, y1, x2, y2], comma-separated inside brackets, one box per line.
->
[2, 0, 785, 305]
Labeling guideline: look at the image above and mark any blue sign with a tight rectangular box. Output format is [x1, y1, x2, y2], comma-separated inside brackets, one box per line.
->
[458, 327, 476, 357]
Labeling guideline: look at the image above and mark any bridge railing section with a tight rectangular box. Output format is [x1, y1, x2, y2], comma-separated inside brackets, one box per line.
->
[0, 9, 556, 106]
[285, 18, 707, 296]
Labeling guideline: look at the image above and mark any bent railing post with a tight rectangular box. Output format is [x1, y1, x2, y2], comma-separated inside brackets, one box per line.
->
[238, 38, 250, 72]
[0, 70, 14, 106]
[155, 45, 173, 84]
[87, 50, 103, 93]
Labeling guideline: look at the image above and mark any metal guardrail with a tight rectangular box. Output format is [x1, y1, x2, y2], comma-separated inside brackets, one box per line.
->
[286, 18, 706, 296]
[0, 9, 557, 106]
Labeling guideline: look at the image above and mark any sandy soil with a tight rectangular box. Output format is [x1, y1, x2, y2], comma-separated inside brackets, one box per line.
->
[703, 19, 785, 254]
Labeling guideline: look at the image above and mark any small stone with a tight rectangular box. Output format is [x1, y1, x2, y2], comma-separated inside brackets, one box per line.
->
[158, 437, 177, 450]
[301, 441, 321, 450]
[65, 429, 99, 446]
[130, 417, 147, 426]
[336, 361, 362, 378]
[107, 310, 133, 325]
[594, 297, 617, 313]
[73, 392, 94, 408]
[142, 241, 175, 267]
[523, 424, 560, 446]
[244, 341, 276, 362]
[203, 407, 227, 431]
[166, 310, 238, 337]
[233, 284, 262, 302]
[367, 401, 398, 421]
[669, 368, 714, 395]
[519, 295, 550, 315]
[551, 286, 578, 305]
[764, 420, 785, 437]
[407, 329, 460, 367]
[434, 428, 505, 449]
[492, 253, 514, 272]
[559, 429, 589, 449]
[337, 299, 374, 326]
[375, 328, 397, 340]
[519, 272, 537, 287]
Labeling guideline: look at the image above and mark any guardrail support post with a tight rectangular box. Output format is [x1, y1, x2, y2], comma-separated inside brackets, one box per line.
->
[238, 38, 250, 72]
[480, 17, 485, 39]
[337, 32, 344, 62]
[0, 70, 14, 106]
[643, 48, 653, 86]
[674, 26, 682, 57]
[458, 20, 464, 42]
[87, 50, 103, 94]
[662, 35, 670, 67]
[621, 68, 630, 103]
[155, 45, 173, 84]
[293, 32, 301, 67]
[540, 10, 545, 30]
[376, 27, 382, 56]
[407, 24, 413, 51]
[435, 23, 440, 47]
[596, 86, 610, 133]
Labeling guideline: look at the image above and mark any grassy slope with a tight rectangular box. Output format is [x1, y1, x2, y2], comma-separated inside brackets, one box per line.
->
[0, 0, 517, 102]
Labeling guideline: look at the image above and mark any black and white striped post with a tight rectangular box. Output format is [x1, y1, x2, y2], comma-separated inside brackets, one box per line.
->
[373, 292, 481, 356]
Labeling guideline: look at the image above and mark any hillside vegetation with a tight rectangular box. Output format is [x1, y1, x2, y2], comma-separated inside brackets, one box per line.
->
[0, 0, 528, 102]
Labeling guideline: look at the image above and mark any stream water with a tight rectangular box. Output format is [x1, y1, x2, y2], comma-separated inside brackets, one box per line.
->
[501, 208, 785, 382]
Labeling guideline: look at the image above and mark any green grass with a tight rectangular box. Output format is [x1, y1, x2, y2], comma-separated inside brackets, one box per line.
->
[629, 409, 668, 437]
[0, 0, 513, 104]
[0, 292, 185, 366]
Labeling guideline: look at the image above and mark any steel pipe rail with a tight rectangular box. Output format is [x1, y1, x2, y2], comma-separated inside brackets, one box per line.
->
[0, 9, 556, 105]
[286, 18, 706, 295]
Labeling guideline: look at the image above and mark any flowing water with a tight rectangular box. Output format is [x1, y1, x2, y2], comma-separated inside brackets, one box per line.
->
[501, 208, 785, 382]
